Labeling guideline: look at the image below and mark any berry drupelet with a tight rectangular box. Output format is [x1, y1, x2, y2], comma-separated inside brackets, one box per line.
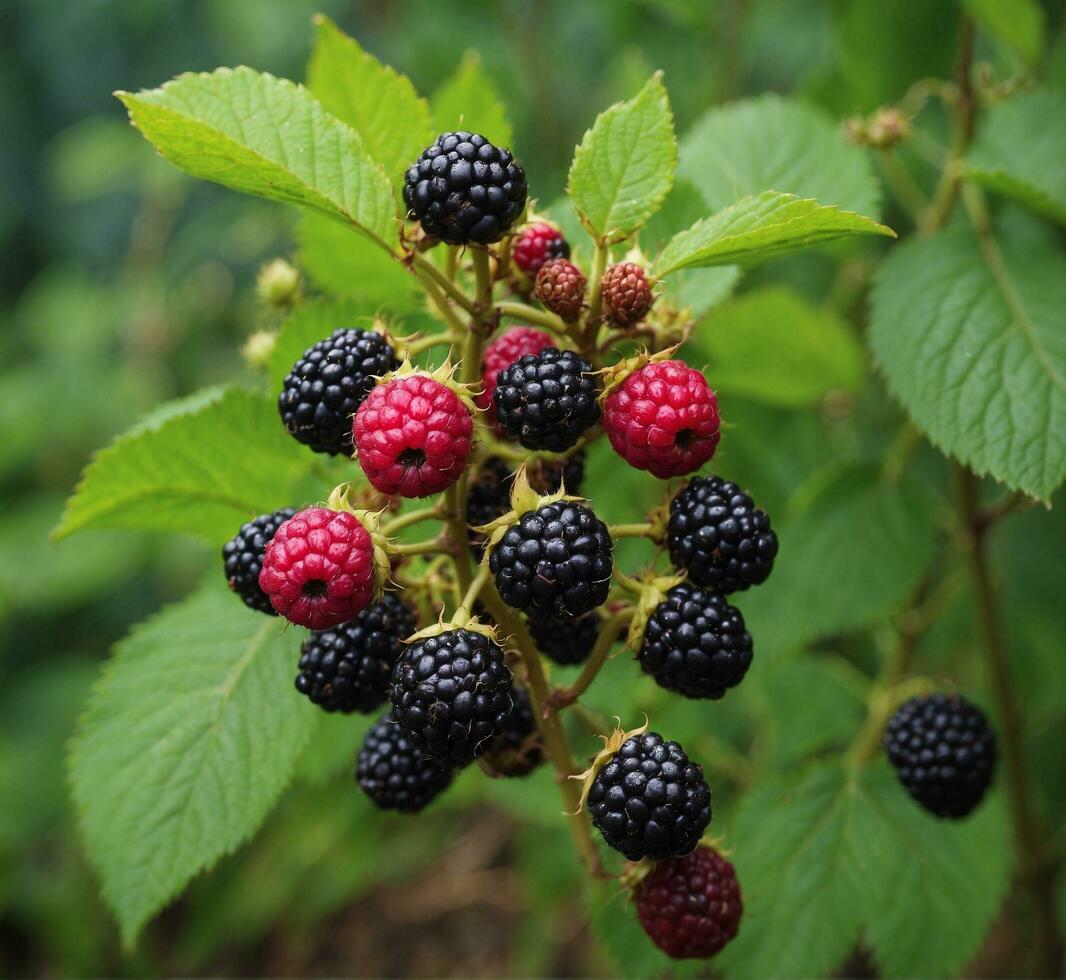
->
[493, 348, 601, 452]
[668, 476, 778, 593]
[391, 627, 515, 765]
[884, 693, 997, 819]
[489, 500, 613, 619]
[222, 507, 296, 614]
[356, 715, 454, 813]
[587, 731, 711, 861]
[295, 593, 415, 713]
[278, 328, 398, 456]
[638, 584, 753, 699]
[403, 132, 527, 245]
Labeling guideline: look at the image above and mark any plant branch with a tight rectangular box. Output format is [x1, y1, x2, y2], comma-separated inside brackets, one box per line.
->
[455, 562, 492, 620]
[554, 609, 634, 706]
[495, 300, 570, 336]
[413, 266, 468, 337]
[412, 253, 478, 314]
[607, 522, 655, 540]
[403, 333, 455, 356]
[390, 536, 450, 557]
[582, 241, 609, 345]
[383, 505, 443, 536]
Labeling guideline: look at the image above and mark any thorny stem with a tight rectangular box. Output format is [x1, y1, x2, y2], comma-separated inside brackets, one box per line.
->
[955, 465, 1062, 976]
[555, 609, 635, 706]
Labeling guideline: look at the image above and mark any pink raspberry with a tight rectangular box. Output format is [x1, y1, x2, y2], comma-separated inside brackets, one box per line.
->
[635, 846, 742, 960]
[258, 507, 377, 629]
[353, 374, 473, 497]
[512, 222, 570, 277]
[478, 327, 557, 430]
[603, 360, 720, 478]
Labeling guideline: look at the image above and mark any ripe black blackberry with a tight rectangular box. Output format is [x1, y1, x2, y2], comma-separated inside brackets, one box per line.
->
[493, 349, 602, 452]
[278, 328, 398, 456]
[884, 693, 997, 819]
[668, 475, 778, 594]
[639, 584, 753, 700]
[481, 686, 544, 778]
[222, 507, 296, 614]
[403, 131, 527, 245]
[295, 594, 416, 713]
[489, 501, 613, 618]
[587, 731, 711, 861]
[356, 715, 454, 812]
[391, 628, 514, 765]
[529, 611, 600, 666]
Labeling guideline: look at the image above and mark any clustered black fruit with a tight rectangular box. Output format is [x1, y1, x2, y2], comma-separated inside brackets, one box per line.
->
[295, 594, 416, 713]
[668, 475, 778, 594]
[222, 507, 296, 614]
[639, 584, 753, 700]
[481, 686, 544, 778]
[391, 628, 515, 765]
[530, 611, 600, 666]
[490, 501, 613, 618]
[493, 348, 601, 452]
[403, 132, 527, 245]
[587, 732, 711, 861]
[278, 328, 398, 456]
[356, 715, 454, 812]
[885, 693, 997, 819]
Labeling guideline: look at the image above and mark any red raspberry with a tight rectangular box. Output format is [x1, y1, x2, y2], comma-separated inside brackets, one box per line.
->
[603, 360, 720, 478]
[534, 258, 586, 321]
[258, 507, 377, 630]
[353, 374, 473, 497]
[635, 846, 742, 960]
[513, 222, 570, 277]
[601, 262, 654, 325]
[477, 327, 557, 430]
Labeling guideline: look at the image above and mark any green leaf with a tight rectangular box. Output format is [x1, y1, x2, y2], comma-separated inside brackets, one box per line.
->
[307, 16, 433, 196]
[678, 94, 881, 215]
[967, 89, 1066, 226]
[735, 467, 938, 656]
[55, 387, 313, 545]
[117, 67, 397, 249]
[69, 581, 312, 945]
[567, 73, 676, 242]
[268, 297, 377, 391]
[869, 223, 1066, 500]
[961, 0, 1045, 63]
[689, 286, 865, 406]
[656, 191, 893, 275]
[720, 762, 1010, 978]
[430, 51, 513, 149]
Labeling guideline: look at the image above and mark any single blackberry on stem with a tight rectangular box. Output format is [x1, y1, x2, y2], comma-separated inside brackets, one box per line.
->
[668, 475, 778, 593]
[278, 328, 398, 456]
[493, 348, 601, 452]
[587, 731, 711, 861]
[638, 583, 753, 700]
[222, 507, 296, 614]
[403, 131, 527, 245]
[356, 715, 455, 812]
[884, 693, 997, 819]
[529, 611, 600, 666]
[391, 627, 515, 765]
[489, 500, 613, 618]
[295, 594, 416, 713]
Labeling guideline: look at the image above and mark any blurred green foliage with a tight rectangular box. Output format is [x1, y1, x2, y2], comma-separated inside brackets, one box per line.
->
[2, 0, 1064, 976]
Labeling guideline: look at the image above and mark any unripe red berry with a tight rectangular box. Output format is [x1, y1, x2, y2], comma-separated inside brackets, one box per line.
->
[513, 222, 571, 277]
[601, 261, 654, 325]
[534, 258, 586, 321]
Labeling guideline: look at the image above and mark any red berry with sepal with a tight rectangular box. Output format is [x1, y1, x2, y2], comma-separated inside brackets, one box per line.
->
[635, 845, 743, 960]
[603, 360, 720, 478]
[601, 262, 654, 325]
[513, 222, 571, 278]
[477, 327, 557, 430]
[534, 258, 586, 321]
[354, 374, 473, 497]
[259, 507, 379, 630]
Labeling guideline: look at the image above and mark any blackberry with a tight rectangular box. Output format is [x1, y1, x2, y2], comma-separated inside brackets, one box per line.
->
[489, 501, 613, 618]
[295, 594, 416, 713]
[668, 476, 778, 593]
[222, 507, 296, 614]
[481, 686, 545, 778]
[278, 328, 398, 456]
[356, 715, 454, 812]
[493, 348, 602, 452]
[638, 584, 753, 700]
[587, 731, 711, 861]
[403, 132, 527, 245]
[391, 628, 514, 765]
[529, 611, 600, 666]
[884, 693, 997, 819]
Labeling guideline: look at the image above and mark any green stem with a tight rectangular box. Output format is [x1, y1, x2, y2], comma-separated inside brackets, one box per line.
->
[495, 300, 570, 336]
[607, 522, 655, 540]
[390, 537, 449, 557]
[383, 506, 443, 536]
[403, 333, 455, 356]
[412, 253, 477, 314]
[555, 609, 634, 705]
[414, 266, 468, 337]
[455, 562, 491, 621]
[582, 241, 609, 345]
